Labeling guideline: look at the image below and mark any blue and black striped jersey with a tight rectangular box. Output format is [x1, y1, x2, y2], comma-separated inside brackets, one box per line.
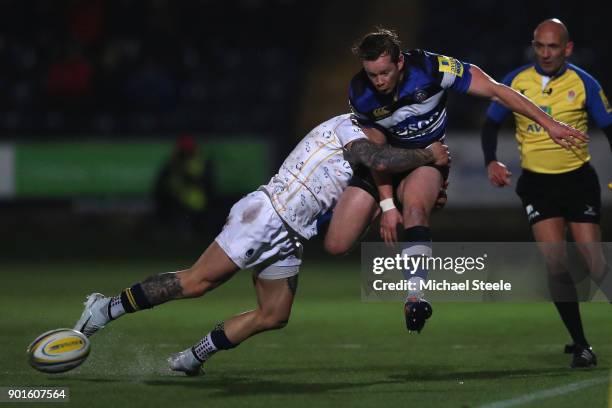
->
[349, 50, 472, 148]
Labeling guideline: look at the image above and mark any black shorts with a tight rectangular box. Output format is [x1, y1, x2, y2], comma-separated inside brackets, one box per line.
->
[516, 163, 601, 226]
[348, 163, 450, 202]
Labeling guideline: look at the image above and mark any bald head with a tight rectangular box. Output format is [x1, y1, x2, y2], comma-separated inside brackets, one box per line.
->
[532, 18, 573, 75]
[534, 18, 570, 44]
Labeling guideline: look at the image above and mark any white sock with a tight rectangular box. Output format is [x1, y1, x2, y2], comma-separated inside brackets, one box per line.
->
[109, 296, 126, 319]
[192, 333, 218, 363]
[402, 245, 431, 300]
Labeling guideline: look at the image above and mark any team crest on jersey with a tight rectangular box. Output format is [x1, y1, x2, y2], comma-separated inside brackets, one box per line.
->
[414, 89, 428, 102]
[373, 106, 392, 119]
[437, 55, 463, 77]
[567, 90, 576, 102]
[600, 89, 612, 113]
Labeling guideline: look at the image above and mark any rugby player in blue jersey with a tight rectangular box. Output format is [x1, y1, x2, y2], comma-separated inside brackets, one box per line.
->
[324, 27, 588, 333]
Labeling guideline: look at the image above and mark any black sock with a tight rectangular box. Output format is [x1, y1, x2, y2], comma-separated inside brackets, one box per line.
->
[119, 284, 153, 313]
[403, 225, 432, 243]
[547, 263, 589, 347]
[210, 323, 238, 350]
[553, 302, 589, 348]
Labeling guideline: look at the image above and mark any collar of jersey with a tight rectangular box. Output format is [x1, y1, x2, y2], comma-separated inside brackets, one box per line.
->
[534, 62, 568, 78]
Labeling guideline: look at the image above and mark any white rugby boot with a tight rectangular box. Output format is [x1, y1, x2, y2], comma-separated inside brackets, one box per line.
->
[73, 293, 111, 337]
[167, 349, 203, 376]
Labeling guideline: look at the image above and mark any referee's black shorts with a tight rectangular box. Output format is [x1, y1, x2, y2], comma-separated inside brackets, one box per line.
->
[516, 162, 601, 226]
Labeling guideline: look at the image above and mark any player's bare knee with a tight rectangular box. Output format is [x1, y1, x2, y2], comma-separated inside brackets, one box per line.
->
[257, 311, 290, 331]
[404, 203, 430, 225]
[324, 237, 350, 256]
[266, 317, 289, 330]
[544, 256, 570, 277]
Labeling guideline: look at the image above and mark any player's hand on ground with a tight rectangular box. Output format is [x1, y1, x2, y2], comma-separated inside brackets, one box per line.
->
[429, 142, 450, 166]
[487, 161, 512, 187]
[546, 120, 588, 149]
[434, 180, 449, 209]
[379, 207, 402, 246]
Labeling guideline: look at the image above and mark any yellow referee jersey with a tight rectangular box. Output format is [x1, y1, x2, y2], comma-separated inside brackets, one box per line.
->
[486, 63, 612, 174]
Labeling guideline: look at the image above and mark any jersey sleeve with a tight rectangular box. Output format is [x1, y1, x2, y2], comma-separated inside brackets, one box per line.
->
[574, 68, 612, 129]
[485, 69, 521, 123]
[348, 72, 376, 126]
[336, 116, 367, 147]
[486, 102, 510, 124]
[348, 98, 373, 126]
[433, 54, 473, 94]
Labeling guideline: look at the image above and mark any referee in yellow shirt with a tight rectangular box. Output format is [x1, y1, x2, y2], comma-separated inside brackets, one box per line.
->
[481, 19, 612, 368]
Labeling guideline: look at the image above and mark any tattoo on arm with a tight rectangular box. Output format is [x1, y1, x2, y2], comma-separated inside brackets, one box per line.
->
[345, 139, 434, 172]
[141, 272, 183, 305]
[286, 275, 298, 296]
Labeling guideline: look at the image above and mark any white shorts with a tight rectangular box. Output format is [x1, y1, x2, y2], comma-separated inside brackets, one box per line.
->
[215, 191, 303, 280]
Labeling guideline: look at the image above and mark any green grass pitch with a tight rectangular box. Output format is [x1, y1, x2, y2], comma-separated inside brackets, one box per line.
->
[1, 257, 611, 407]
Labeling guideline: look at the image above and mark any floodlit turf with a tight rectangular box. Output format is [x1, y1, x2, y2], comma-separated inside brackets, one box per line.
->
[1, 258, 611, 407]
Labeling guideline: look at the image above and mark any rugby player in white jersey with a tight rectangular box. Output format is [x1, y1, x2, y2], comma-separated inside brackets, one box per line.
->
[72, 114, 449, 376]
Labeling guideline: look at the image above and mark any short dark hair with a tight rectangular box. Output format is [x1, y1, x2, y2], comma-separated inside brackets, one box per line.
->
[351, 27, 401, 63]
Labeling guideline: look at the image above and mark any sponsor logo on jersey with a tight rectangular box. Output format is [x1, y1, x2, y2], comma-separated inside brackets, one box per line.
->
[526, 106, 551, 132]
[539, 105, 552, 115]
[437, 55, 463, 77]
[392, 111, 441, 136]
[526, 123, 544, 133]
[600, 89, 612, 113]
[567, 90, 576, 102]
[373, 106, 392, 119]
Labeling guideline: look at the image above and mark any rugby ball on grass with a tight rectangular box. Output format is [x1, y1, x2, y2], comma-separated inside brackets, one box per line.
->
[27, 328, 90, 373]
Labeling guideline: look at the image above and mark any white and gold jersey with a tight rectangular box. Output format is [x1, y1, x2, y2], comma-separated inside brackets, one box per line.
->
[261, 114, 366, 239]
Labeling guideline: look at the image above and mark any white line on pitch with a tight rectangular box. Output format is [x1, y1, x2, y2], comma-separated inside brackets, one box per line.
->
[478, 376, 608, 408]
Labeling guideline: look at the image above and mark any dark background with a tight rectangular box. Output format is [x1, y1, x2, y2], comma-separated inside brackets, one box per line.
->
[1, 0, 610, 260]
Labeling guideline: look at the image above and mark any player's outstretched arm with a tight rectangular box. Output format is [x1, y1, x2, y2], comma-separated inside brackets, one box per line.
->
[344, 140, 449, 172]
[467, 65, 588, 149]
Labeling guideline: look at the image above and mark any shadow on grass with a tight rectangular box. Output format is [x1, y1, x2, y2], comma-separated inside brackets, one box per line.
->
[141, 364, 606, 397]
[389, 365, 609, 382]
[142, 376, 436, 397]
[44, 364, 608, 397]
